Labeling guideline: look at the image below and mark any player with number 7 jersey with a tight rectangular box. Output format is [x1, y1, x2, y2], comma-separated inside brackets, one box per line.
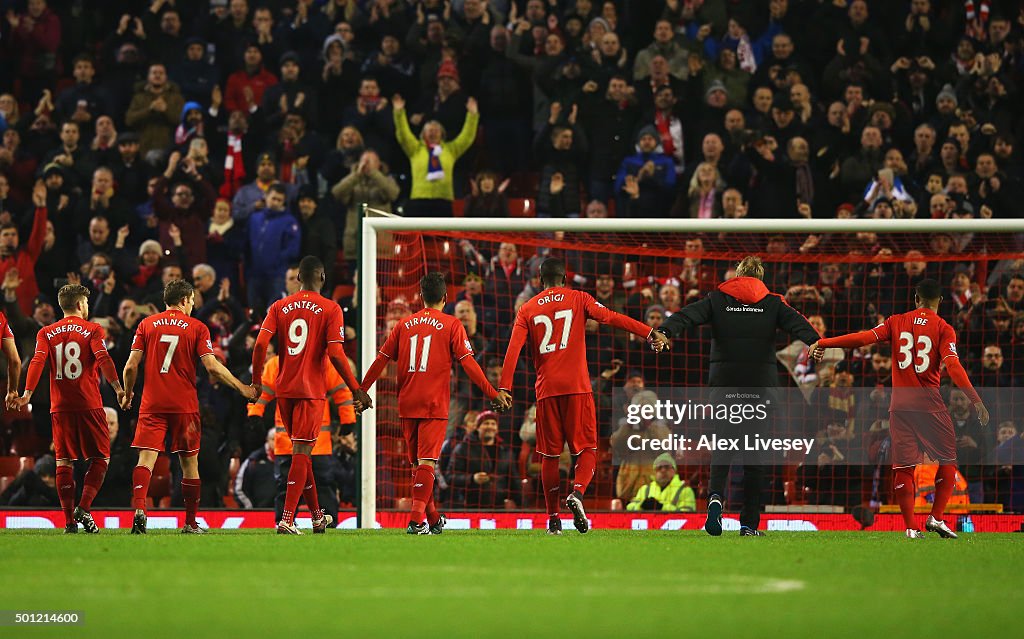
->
[123, 280, 255, 535]
[810, 279, 988, 540]
[499, 259, 671, 535]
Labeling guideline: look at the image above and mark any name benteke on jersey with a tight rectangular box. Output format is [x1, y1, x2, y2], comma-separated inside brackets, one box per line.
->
[281, 300, 324, 315]
[45, 323, 93, 340]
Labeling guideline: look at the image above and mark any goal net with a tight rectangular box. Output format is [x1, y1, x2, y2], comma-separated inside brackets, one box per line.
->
[357, 217, 1024, 528]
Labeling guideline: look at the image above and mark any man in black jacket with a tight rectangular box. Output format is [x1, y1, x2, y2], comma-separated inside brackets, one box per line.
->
[657, 256, 820, 536]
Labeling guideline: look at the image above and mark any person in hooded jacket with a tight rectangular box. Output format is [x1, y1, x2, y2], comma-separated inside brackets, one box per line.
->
[657, 255, 820, 537]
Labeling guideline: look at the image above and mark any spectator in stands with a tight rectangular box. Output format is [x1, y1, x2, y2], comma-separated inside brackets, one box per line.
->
[261, 51, 319, 134]
[170, 37, 219, 107]
[535, 102, 587, 218]
[0, 454, 58, 507]
[392, 93, 479, 217]
[0, 185, 48, 316]
[610, 390, 671, 502]
[74, 168, 128, 236]
[235, 428, 277, 509]
[615, 125, 676, 217]
[232, 152, 297, 222]
[626, 453, 696, 512]
[55, 55, 110, 137]
[330, 148, 399, 273]
[295, 186, 336, 292]
[634, 20, 688, 81]
[581, 74, 640, 203]
[224, 43, 278, 116]
[76, 216, 115, 270]
[675, 162, 724, 219]
[949, 388, 990, 504]
[125, 63, 185, 158]
[246, 183, 300, 311]
[42, 121, 95, 192]
[152, 152, 215, 267]
[464, 170, 510, 218]
[447, 410, 515, 509]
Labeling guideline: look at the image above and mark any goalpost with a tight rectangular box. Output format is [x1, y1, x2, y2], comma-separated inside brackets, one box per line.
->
[357, 216, 1024, 529]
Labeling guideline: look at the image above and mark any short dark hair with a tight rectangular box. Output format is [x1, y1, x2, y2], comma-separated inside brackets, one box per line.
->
[164, 279, 195, 307]
[57, 284, 90, 312]
[267, 183, 288, 198]
[298, 255, 324, 285]
[420, 272, 447, 305]
[916, 278, 942, 302]
[539, 258, 566, 287]
[72, 54, 94, 67]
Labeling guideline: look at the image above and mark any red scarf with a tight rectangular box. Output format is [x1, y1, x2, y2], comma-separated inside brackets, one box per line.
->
[132, 264, 158, 289]
[220, 133, 246, 199]
[655, 111, 675, 156]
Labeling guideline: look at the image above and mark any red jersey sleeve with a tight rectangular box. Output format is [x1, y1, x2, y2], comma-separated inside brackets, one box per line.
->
[326, 303, 345, 344]
[871, 318, 892, 343]
[0, 313, 13, 339]
[131, 321, 147, 352]
[259, 302, 279, 337]
[938, 322, 960, 362]
[581, 291, 653, 339]
[195, 323, 216, 358]
[89, 325, 108, 357]
[25, 331, 48, 392]
[450, 321, 474, 361]
[499, 309, 529, 391]
[379, 323, 401, 359]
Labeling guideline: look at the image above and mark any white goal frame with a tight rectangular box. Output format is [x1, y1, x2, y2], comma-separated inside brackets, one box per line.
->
[357, 216, 1024, 528]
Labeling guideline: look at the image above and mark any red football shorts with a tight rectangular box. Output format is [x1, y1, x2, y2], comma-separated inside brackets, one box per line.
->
[132, 412, 202, 456]
[277, 398, 325, 443]
[535, 393, 597, 457]
[889, 410, 957, 466]
[401, 418, 447, 464]
[52, 409, 110, 461]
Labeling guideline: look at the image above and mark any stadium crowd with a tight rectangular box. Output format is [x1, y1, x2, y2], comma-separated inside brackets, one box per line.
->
[0, 0, 1023, 516]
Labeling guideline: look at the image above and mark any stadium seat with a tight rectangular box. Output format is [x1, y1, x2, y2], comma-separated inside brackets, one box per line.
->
[149, 456, 171, 507]
[507, 198, 535, 218]
[452, 199, 465, 217]
[0, 456, 21, 477]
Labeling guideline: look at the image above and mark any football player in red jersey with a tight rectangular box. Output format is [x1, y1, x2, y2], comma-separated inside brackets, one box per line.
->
[0, 307, 21, 411]
[361, 272, 512, 535]
[811, 279, 989, 539]
[500, 259, 671, 535]
[251, 256, 371, 535]
[11, 285, 125, 534]
[122, 280, 256, 534]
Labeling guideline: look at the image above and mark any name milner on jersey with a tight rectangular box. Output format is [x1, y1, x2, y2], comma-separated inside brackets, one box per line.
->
[152, 318, 191, 329]
[45, 323, 93, 340]
[281, 300, 324, 315]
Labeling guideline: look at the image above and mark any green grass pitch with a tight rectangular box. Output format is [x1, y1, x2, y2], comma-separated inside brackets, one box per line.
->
[2, 529, 1021, 638]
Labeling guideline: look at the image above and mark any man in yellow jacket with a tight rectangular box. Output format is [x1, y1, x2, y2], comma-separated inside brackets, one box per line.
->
[248, 354, 356, 525]
[627, 453, 696, 512]
[392, 90, 479, 217]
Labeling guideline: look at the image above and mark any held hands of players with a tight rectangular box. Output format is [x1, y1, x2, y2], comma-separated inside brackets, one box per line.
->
[975, 402, 990, 426]
[5, 391, 22, 411]
[245, 383, 261, 403]
[648, 329, 672, 353]
[119, 391, 133, 411]
[808, 342, 827, 362]
[491, 390, 512, 413]
[353, 389, 373, 414]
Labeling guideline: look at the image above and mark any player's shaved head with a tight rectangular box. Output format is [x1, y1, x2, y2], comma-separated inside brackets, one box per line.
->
[298, 255, 325, 290]
[915, 278, 942, 303]
[420, 272, 447, 306]
[540, 258, 566, 287]
[164, 279, 195, 307]
[57, 283, 90, 312]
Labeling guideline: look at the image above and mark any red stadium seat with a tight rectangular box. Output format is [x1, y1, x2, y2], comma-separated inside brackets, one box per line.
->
[452, 199, 465, 217]
[149, 456, 171, 506]
[0, 456, 20, 476]
[507, 198, 535, 218]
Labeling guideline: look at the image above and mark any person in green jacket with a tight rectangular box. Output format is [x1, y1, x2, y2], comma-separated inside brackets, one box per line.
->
[392, 93, 479, 217]
[627, 453, 696, 512]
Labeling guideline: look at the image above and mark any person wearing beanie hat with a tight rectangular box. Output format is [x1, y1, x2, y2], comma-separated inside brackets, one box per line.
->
[705, 79, 729, 105]
[173, 35, 218, 106]
[360, 272, 509, 533]
[613, 121, 677, 217]
[295, 183, 337, 293]
[625, 452, 696, 512]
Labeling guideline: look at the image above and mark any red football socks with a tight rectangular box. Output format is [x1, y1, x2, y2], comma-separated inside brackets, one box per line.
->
[410, 464, 435, 524]
[182, 478, 201, 527]
[893, 466, 917, 529]
[572, 449, 597, 495]
[302, 457, 321, 519]
[282, 455, 309, 524]
[131, 466, 152, 511]
[931, 464, 958, 520]
[55, 466, 75, 526]
[541, 456, 561, 517]
[425, 492, 440, 527]
[79, 459, 108, 511]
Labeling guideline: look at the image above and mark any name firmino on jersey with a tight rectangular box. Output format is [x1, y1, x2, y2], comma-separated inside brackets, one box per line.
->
[405, 316, 444, 331]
